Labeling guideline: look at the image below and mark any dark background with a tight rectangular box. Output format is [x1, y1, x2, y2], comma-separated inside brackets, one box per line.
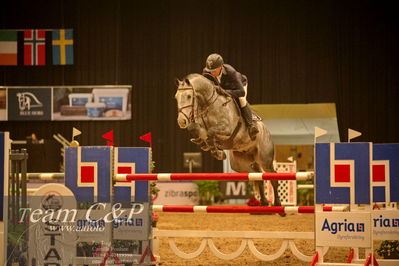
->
[1, 0, 398, 173]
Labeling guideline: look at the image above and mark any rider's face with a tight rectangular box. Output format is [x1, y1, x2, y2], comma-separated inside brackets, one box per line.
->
[210, 66, 222, 78]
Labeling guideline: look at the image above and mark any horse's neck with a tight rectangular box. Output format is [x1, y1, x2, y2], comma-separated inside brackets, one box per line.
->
[195, 86, 214, 107]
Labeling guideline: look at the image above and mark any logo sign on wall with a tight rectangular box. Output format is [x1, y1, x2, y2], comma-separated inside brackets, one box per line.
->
[7, 88, 52, 120]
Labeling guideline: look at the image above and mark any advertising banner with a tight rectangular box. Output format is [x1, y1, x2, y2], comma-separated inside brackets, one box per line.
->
[53, 87, 131, 121]
[154, 182, 199, 205]
[0, 85, 132, 121]
[0, 89, 5, 121]
[7, 88, 52, 120]
[315, 212, 372, 248]
[372, 210, 399, 240]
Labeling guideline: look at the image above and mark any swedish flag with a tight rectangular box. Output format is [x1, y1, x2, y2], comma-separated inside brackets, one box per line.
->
[52, 29, 73, 65]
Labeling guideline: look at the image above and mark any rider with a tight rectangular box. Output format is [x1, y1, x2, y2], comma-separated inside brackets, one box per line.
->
[202, 53, 259, 140]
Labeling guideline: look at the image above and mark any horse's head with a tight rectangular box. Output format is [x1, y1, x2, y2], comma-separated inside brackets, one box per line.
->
[175, 74, 216, 129]
[174, 77, 195, 129]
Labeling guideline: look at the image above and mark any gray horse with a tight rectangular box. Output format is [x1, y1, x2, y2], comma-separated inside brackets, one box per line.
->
[175, 73, 281, 207]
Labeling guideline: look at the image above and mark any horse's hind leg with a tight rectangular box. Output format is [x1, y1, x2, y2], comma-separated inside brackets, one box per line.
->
[253, 163, 285, 217]
[267, 170, 286, 217]
[251, 163, 269, 207]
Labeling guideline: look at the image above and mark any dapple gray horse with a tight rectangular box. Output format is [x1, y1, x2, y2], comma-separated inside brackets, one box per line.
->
[175, 73, 281, 207]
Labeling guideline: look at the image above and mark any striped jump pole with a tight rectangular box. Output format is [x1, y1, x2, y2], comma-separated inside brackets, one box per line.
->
[151, 205, 347, 214]
[115, 172, 314, 182]
[26, 173, 64, 180]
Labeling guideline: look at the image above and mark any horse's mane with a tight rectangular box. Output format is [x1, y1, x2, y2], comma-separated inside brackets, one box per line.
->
[183, 73, 214, 91]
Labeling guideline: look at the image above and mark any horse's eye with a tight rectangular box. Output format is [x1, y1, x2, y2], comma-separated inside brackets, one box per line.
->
[187, 95, 192, 100]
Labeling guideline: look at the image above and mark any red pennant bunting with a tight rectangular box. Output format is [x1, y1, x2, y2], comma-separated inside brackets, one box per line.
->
[102, 130, 114, 142]
[106, 141, 114, 146]
[139, 132, 152, 148]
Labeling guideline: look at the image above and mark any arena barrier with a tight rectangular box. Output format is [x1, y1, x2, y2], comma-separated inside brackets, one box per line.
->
[115, 171, 314, 181]
[152, 205, 347, 213]
[152, 228, 326, 261]
[2, 135, 398, 265]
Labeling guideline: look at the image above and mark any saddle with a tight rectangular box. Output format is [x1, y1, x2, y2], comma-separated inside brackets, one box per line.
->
[203, 73, 261, 122]
[214, 85, 262, 122]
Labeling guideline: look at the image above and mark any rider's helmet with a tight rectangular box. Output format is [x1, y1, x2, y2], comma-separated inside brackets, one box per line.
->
[204, 53, 224, 72]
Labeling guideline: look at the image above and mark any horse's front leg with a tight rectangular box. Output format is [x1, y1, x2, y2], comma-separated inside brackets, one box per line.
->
[188, 123, 210, 148]
[205, 133, 226, 160]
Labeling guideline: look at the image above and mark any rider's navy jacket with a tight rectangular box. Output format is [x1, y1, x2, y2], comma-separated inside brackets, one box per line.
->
[203, 64, 248, 99]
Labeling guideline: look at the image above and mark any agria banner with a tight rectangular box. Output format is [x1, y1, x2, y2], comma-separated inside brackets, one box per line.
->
[315, 142, 399, 246]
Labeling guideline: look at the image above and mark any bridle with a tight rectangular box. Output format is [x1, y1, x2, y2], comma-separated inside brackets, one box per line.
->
[177, 85, 218, 126]
[176, 86, 196, 123]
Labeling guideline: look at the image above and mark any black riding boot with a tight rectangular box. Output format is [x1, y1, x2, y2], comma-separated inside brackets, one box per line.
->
[241, 104, 259, 140]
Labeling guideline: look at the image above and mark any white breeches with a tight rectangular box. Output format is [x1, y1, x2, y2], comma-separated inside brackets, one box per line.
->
[239, 84, 248, 107]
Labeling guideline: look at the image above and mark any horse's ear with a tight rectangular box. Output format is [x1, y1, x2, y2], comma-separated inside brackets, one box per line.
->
[175, 78, 182, 87]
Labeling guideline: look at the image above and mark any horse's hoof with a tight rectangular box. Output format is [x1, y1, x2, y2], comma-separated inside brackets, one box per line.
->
[190, 138, 202, 145]
[219, 151, 226, 160]
[215, 150, 226, 160]
[211, 150, 226, 160]
[200, 144, 211, 151]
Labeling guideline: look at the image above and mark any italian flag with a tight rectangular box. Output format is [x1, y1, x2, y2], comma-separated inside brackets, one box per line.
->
[0, 30, 17, 65]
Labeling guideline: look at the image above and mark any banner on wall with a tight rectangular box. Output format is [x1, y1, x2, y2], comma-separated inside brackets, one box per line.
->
[0, 85, 132, 121]
[7, 88, 52, 120]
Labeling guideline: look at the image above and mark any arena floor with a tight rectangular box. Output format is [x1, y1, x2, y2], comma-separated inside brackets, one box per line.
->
[155, 212, 357, 265]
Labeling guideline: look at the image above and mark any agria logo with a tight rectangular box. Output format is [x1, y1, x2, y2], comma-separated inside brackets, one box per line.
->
[321, 218, 365, 235]
[16, 92, 43, 111]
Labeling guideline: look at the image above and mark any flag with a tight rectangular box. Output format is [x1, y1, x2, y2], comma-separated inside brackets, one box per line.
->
[348, 128, 362, 142]
[0, 30, 17, 65]
[52, 29, 73, 65]
[102, 130, 114, 146]
[140, 132, 152, 148]
[72, 127, 82, 139]
[24, 29, 46, 66]
[314, 127, 327, 139]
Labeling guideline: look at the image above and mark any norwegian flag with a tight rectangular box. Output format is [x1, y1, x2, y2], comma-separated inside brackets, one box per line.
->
[24, 29, 46, 66]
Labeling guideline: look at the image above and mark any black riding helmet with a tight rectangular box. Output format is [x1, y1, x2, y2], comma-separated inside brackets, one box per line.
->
[205, 53, 224, 72]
